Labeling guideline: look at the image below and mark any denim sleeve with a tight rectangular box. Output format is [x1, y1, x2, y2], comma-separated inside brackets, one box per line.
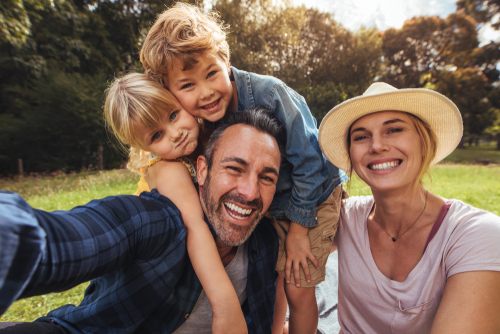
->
[267, 84, 329, 227]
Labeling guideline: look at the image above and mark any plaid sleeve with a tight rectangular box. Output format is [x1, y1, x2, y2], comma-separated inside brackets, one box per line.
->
[0, 191, 47, 315]
[21, 191, 187, 298]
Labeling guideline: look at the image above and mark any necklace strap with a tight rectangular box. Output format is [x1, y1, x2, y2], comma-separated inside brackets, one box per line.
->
[376, 190, 429, 242]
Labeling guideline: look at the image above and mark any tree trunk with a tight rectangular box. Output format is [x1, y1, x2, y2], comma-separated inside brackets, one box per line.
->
[17, 159, 23, 178]
[98, 145, 103, 171]
[497, 133, 500, 150]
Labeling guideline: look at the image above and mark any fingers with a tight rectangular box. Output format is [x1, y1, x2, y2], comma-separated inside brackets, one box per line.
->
[293, 260, 301, 288]
[285, 258, 292, 284]
[307, 251, 320, 270]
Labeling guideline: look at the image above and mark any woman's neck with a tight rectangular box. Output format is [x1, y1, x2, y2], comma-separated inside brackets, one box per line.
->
[371, 185, 428, 236]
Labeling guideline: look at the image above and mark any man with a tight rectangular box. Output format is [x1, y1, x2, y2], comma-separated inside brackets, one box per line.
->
[0, 107, 282, 334]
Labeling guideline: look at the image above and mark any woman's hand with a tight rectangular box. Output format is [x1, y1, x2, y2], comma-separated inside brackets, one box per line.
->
[431, 271, 500, 333]
[284, 222, 319, 287]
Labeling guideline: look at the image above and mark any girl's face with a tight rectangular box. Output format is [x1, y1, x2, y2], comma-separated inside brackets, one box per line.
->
[136, 102, 199, 160]
[348, 111, 423, 193]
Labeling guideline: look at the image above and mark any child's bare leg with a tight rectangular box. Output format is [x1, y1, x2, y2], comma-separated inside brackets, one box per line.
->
[272, 271, 288, 334]
[285, 284, 318, 334]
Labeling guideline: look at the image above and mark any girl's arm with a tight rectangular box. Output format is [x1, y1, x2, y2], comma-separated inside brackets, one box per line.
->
[430, 271, 500, 333]
[149, 161, 247, 334]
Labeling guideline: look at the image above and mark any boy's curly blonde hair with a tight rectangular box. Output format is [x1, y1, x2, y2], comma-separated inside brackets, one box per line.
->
[140, 3, 230, 84]
[104, 72, 178, 174]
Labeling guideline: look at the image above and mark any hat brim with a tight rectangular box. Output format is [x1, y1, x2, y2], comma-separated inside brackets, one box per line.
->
[318, 88, 463, 172]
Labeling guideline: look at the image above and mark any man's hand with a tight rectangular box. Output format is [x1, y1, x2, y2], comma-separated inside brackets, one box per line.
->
[212, 301, 248, 334]
[284, 222, 319, 287]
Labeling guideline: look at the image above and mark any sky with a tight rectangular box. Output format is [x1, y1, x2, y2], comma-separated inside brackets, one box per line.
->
[292, 0, 500, 44]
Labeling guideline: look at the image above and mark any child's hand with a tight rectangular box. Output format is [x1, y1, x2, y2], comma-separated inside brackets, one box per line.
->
[212, 302, 248, 334]
[284, 222, 319, 287]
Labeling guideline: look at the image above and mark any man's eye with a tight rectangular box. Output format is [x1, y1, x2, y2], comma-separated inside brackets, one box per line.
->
[227, 166, 241, 172]
[170, 111, 178, 121]
[207, 71, 217, 78]
[262, 176, 275, 183]
[181, 83, 194, 89]
[152, 132, 161, 141]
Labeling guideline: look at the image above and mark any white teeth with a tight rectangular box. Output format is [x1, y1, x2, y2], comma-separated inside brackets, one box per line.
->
[224, 202, 252, 217]
[370, 161, 400, 170]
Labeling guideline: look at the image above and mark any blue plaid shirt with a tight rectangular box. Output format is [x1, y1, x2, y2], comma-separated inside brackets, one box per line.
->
[0, 190, 279, 333]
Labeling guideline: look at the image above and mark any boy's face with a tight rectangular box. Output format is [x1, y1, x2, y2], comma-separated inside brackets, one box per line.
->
[165, 53, 236, 123]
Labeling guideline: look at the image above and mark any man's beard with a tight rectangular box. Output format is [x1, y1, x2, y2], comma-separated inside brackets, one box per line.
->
[201, 174, 264, 247]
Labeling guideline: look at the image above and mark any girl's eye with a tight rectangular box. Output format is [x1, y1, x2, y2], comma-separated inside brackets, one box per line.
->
[181, 83, 194, 89]
[170, 111, 178, 121]
[152, 131, 162, 142]
[207, 71, 217, 78]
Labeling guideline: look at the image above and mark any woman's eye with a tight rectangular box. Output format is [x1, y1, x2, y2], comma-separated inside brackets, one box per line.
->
[152, 131, 162, 142]
[181, 83, 194, 89]
[170, 111, 178, 121]
[207, 71, 217, 78]
[353, 135, 367, 142]
[388, 127, 403, 134]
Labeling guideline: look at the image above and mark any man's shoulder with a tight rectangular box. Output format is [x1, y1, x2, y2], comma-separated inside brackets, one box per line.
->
[249, 216, 278, 248]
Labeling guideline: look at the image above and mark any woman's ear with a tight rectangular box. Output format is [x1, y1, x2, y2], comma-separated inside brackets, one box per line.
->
[197, 155, 208, 186]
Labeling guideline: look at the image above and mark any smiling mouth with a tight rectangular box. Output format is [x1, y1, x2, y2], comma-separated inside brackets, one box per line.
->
[224, 202, 254, 220]
[368, 160, 402, 171]
[201, 98, 220, 110]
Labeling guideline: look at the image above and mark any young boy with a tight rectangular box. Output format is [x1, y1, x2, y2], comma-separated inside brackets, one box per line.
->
[140, 4, 348, 334]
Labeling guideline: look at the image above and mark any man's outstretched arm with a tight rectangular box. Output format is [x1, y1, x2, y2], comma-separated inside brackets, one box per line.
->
[0, 190, 187, 315]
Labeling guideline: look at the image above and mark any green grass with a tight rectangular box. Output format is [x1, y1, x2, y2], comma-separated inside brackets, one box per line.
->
[0, 157, 499, 322]
[443, 142, 500, 164]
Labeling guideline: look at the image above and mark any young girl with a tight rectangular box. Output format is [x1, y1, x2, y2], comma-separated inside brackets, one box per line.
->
[104, 73, 246, 334]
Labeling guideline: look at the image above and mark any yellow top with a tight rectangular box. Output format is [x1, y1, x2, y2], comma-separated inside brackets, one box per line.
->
[134, 154, 197, 196]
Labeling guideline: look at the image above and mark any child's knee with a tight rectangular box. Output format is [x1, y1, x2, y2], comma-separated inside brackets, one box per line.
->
[284, 284, 316, 307]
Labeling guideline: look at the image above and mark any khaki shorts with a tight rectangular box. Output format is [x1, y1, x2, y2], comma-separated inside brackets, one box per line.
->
[272, 185, 343, 287]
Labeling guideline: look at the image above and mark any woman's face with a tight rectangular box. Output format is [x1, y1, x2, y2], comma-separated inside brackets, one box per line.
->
[349, 111, 423, 193]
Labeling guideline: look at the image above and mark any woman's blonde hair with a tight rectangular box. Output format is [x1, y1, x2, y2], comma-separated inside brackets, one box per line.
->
[346, 112, 438, 190]
[140, 3, 230, 83]
[104, 73, 178, 174]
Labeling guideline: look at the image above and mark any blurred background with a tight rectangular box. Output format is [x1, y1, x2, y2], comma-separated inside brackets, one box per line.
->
[1, 0, 500, 175]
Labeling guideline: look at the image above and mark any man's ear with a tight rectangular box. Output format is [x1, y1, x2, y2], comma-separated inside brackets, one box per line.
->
[197, 155, 208, 186]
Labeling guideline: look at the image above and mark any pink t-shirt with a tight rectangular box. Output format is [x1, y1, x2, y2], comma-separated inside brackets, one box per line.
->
[335, 196, 500, 334]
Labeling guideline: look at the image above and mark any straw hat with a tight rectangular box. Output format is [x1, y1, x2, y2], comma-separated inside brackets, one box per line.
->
[318, 82, 463, 171]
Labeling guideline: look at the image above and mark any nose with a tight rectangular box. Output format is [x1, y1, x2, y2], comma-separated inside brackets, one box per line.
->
[199, 83, 214, 100]
[237, 173, 261, 203]
[170, 127, 183, 142]
[369, 134, 389, 154]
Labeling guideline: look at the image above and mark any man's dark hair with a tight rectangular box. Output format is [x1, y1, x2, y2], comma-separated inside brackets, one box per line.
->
[204, 106, 285, 171]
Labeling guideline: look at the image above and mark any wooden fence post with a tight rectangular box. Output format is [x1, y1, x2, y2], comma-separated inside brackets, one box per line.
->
[17, 159, 23, 177]
[98, 145, 103, 171]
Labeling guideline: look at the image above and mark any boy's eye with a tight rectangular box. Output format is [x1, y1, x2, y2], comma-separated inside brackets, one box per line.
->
[207, 71, 217, 78]
[181, 83, 194, 89]
[152, 131, 162, 142]
[170, 111, 178, 121]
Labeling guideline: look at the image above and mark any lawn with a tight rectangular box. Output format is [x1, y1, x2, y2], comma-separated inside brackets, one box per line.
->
[0, 159, 499, 322]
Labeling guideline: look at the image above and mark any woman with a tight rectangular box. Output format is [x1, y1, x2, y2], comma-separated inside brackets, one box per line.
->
[318, 82, 500, 333]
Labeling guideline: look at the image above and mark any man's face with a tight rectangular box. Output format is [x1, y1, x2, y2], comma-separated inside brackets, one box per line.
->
[198, 124, 281, 246]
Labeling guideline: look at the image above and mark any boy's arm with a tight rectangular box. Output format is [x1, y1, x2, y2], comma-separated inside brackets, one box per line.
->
[268, 83, 345, 228]
[0, 190, 186, 315]
[153, 162, 248, 334]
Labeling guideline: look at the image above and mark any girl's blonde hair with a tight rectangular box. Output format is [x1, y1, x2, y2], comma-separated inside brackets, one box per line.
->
[346, 112, 438, 191]
[104, 73, 178, 174]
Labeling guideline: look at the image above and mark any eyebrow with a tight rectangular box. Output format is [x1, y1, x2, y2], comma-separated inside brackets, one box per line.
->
[350, 118, 406, 134]
[221, 157, 279, 177]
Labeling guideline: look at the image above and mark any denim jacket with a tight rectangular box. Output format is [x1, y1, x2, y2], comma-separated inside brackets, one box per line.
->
[231, 67, 348, 227]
